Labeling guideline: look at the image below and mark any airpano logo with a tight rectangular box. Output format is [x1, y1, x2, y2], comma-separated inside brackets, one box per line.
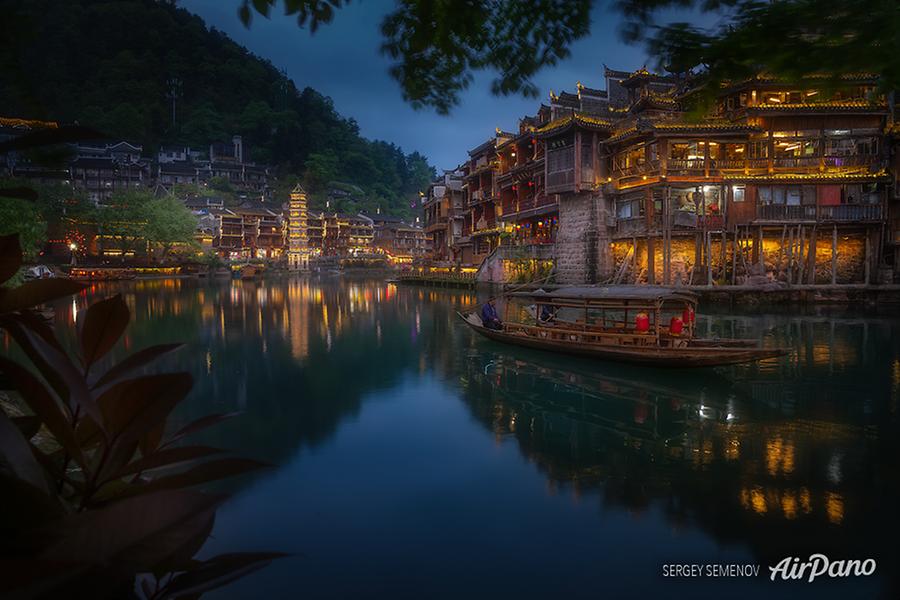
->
[769, 554, 876, 582]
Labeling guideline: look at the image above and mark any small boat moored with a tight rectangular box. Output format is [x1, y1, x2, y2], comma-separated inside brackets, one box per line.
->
[458, 286, 787, 368]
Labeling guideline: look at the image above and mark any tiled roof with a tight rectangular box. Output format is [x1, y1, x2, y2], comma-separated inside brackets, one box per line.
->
[535, 113, 613, 136]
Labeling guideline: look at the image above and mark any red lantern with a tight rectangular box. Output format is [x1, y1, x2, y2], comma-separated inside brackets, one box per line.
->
[635, 312, 650, 332]
[670, 316, 684, 335]
[682, 307, 695, 323]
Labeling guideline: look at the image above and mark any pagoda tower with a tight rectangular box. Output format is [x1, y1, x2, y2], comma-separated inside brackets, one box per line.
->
[287, 184, 309, 270]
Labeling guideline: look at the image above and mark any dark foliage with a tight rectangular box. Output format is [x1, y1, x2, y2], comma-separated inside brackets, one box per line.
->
[618, 0, 900, 106]
[241, 0, 897, 114]
[0, 0, 434, 217]
[0, 233, 284, 598]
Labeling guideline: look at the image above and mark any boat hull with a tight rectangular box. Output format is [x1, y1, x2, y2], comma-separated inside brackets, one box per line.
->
[458, 312, 785, 368]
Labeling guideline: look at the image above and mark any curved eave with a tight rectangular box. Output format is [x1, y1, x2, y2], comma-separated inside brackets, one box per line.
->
[535, 115, 613, 139]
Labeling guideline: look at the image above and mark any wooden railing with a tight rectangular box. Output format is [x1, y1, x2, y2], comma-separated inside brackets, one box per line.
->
[818, 204, 882, 221]
[758, 204, 882, 221]
[667, 159, 706, 174]
[758, 205, 817, 220]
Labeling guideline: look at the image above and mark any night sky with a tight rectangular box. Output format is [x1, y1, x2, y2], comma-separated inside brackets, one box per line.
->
[184, 1, 696, 171]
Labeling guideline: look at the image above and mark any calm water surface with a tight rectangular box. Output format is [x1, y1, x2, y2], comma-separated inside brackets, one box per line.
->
[38, 276, 900, 599]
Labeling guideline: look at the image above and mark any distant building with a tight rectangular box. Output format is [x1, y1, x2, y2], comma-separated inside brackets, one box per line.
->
[286, 184, 310, 270]
[211, 201, 284, 259]
[373, 221, 431, 263]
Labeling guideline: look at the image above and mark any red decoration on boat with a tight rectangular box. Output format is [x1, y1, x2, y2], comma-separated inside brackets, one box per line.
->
[682, 307, 695, 323]
[670, 316, 684, 335]
[635, 312, 650, 332]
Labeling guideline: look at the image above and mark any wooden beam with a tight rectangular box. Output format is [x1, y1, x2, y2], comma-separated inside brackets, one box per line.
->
[807, 226, 817, 284]
[865, 230, 871, 285]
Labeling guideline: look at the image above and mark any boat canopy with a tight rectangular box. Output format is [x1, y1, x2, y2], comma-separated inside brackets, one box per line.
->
[509, 285, 698, 305]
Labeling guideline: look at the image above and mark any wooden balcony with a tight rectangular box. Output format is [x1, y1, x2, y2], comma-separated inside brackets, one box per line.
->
[614, 210, 724, 237]
[666, 159, 706, 176]
[756, 203, 882, 222]
[546, 168, 574, 193]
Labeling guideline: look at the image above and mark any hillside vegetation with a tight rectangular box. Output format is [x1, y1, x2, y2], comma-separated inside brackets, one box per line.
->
[0, 0, 434, 217]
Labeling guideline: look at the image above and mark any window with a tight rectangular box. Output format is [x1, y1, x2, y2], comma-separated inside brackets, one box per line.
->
[581, 140, 593, 169]
[617, 195, 643, 219]
[670, 141, 705, 160]
[547, 145, 574, 173]
[732, 186, 745, 203]
[846, 184, 881, 204]
[802, 186, 817, 206]
[786, 187, 801, 206]
[749, 140, 768, 159]
[724, 144, 745, 160]
[774, 138, 818, 158]
[671, 187, 698, 212]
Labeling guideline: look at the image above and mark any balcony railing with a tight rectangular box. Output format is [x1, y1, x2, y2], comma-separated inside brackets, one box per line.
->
[758, 205, 817, 220]
[772, 156, 820, 169]
[612, 160, 659, 180]
[493, 243, 556, 260]
[818, 204, 882, 221]
[757, 203, 882, 222]
[667, 159, 706, 175]
[822, 155, 882, 169]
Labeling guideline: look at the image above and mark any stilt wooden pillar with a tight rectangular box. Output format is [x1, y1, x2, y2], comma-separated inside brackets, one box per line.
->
[865, 230, 871, 285]
[807, 226, 817, 284]
[831, 226, 838, 285]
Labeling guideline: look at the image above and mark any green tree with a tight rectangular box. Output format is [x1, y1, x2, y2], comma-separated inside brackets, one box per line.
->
[94, 190, 151, 262]
[1, 0, 439, 218]
[145, 195, 199, 261]
[303, 151, 340, 191]
[0, 197, 45, 261]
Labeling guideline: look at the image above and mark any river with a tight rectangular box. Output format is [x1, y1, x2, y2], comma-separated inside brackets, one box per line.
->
[39, 276, 900, 599]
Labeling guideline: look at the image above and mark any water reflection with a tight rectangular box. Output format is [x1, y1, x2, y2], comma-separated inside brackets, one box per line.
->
[33, 277, 900, 598]
[457, 316, 900, 594]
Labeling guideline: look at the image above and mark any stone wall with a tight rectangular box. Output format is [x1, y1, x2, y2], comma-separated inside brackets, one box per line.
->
[555, 191, 613, 284]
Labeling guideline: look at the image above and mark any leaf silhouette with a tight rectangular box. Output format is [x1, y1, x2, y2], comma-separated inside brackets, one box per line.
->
[79, 294, 130, 371]
[0, 278, 86, 314]
[113, 446, 224, 478]
[117, 458, 269, 497]
[92, 343, 183, 390]
[166, 412, 242, 446]
[0, 410, 50, 495]
[14, 325, 103, 429]
[11, 415, 40, 440]
[39, 490, 224, 566]
[0, 234, 23, 283]
[161, 552, 289, 599]
[98, 373, 193, 442]
[0, 357, 86, 470]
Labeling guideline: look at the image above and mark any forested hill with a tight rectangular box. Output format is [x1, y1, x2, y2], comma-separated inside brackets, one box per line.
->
[0, 0, 434, 217]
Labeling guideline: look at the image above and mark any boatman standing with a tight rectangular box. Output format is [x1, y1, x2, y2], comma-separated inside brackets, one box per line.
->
[481, 297, 503, 330]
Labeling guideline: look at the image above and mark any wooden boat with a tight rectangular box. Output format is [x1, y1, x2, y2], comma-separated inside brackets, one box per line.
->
[458, 286, 787, 368]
